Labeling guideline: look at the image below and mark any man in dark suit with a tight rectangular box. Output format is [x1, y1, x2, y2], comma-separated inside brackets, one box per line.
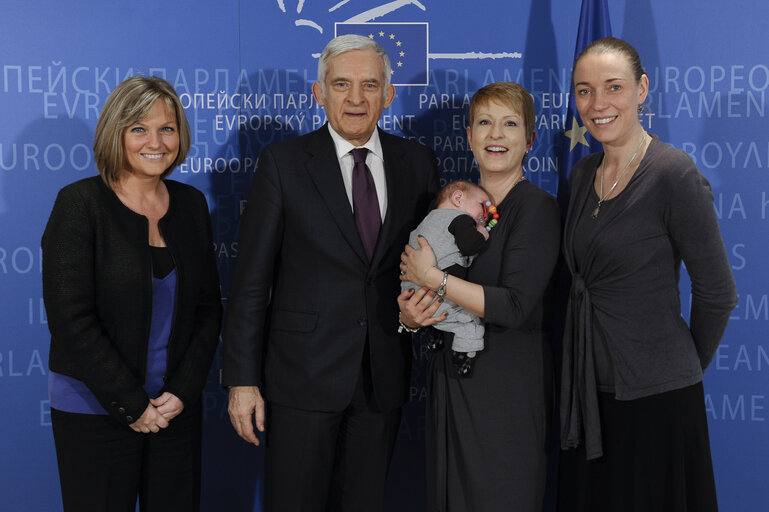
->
[221, 34, 439, 512]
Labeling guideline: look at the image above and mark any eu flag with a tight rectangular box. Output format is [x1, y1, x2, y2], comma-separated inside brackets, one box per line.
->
[335, 22, 428, 87]
[558, 0, 612, 208]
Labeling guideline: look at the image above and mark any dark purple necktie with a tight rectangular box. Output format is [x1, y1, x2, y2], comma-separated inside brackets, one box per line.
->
[351, 147, 381, 260]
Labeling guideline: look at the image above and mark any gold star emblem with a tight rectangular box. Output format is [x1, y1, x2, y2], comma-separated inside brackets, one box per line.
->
[379, 31, 385, 37]
[390, 69, 395, 75]
[368, 33, 374, 39]
[396, 40, 402, 47]
[397, 61, 403, 67]
[564, 116, 589, 151]
[389, 34, 395, 39]
[399, 51, 405, 57]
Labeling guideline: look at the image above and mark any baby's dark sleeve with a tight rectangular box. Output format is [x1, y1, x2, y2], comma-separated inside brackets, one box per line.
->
[448, 214, 486, 256]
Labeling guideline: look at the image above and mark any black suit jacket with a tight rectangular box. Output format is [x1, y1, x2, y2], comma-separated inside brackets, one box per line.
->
[221, 125, 439, 412]
[43, 177, 222, 425]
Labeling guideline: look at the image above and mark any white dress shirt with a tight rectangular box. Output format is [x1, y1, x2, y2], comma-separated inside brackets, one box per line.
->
[327, 124, 388, 221]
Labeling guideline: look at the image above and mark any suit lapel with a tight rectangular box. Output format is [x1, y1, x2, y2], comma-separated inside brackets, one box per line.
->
[304, 126, 369, 263]
[372, 129, 406, 268]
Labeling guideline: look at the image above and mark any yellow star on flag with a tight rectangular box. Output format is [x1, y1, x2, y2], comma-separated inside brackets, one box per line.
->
[564, 117, 589, 151]
[379, 31, 385, 37]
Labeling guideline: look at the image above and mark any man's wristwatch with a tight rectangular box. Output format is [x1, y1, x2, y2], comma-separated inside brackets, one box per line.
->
[436, 271, 449, 297]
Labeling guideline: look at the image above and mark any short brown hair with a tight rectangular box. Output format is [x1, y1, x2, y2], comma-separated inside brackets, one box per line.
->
[93, 76, 190, 188]
[468, 82, 536, 165]
[436, 179, 488, 207]
[575, 37, 646, 83]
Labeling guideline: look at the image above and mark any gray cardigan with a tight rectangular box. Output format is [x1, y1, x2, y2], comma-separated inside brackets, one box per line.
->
[560, 135, 737, 460]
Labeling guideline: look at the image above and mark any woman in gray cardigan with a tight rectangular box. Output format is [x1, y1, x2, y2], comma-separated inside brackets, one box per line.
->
[558, 38, 737, 512]
[42, 76, 221, 512]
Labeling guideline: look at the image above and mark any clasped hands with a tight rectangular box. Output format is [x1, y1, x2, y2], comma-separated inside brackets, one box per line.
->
[398, 236, 447, 329]
[129, 391, 185, 434]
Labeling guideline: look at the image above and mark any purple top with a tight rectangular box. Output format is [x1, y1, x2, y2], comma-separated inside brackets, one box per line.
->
[49, 268, 177, 414]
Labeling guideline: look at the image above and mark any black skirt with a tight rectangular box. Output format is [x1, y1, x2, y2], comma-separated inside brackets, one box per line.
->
[557, 381, 718, 512]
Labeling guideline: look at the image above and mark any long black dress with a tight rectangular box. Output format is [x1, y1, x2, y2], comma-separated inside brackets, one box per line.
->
[426, 180, 561, 511]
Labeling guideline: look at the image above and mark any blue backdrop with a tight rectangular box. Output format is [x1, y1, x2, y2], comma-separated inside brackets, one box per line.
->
[1, 1, 766, 510]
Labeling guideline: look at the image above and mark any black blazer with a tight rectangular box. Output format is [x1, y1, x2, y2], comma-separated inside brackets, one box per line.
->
[43, 177, 222, 425]
[221, 125, 439, 412]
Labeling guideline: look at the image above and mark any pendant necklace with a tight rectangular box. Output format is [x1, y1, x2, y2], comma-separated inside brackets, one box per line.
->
[592, 131, 647, 219]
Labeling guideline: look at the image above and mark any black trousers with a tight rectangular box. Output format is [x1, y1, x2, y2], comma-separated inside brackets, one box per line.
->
[51, 404, 202, 512]
[263, 362, 401, 512]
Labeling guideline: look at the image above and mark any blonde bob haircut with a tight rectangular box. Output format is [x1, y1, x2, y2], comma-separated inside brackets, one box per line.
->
[93, 76, 190, 188]
[468, 82, 536, 165]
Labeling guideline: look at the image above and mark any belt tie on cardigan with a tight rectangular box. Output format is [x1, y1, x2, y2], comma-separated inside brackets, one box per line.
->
[560, 272, 603, 460]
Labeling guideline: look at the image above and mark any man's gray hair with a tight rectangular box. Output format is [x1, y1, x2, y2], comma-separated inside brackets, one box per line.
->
[317, 34, 393, 97]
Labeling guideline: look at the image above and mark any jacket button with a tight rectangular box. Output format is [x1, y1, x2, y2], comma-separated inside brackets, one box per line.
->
[358, 318, 367, 327]
[126, 416, 134, 423]
[110, 401, 118, 407]
[118, 407, 126, 414]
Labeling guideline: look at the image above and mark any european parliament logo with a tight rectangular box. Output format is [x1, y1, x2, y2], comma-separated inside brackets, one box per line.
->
[335, 22, 428, 87]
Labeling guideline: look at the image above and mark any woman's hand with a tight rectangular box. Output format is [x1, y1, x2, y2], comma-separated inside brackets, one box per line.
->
[129, 403, 169, 434]
[398, 287, 447, 328]
[400, 236, 439, 288]
[150, 392, 185, 421]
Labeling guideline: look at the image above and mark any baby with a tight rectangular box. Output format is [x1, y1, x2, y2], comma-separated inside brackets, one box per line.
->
[401, 180, 498, 376]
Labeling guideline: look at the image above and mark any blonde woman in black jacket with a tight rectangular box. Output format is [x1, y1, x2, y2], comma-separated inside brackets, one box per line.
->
[42, 76, 221, 512]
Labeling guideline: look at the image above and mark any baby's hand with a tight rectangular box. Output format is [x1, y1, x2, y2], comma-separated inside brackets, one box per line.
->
[476, 223, 490, 240]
